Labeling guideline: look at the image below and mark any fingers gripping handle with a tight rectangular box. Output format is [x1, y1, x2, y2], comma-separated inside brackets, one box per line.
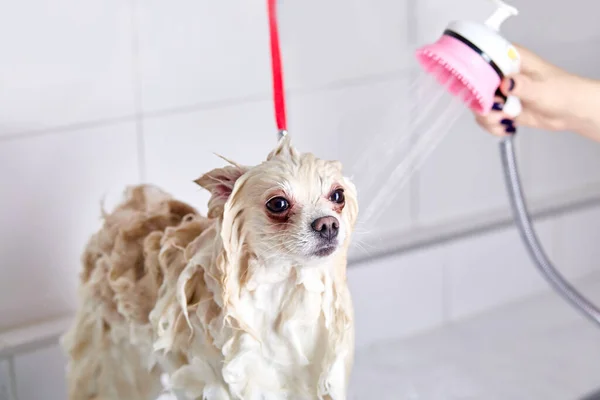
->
[493, 87, 521, 118]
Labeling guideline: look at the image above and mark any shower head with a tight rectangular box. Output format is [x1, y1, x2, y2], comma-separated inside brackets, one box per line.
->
[415, 0, 522, 117]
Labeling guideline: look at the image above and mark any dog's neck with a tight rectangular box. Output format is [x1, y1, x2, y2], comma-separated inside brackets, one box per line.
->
[219, 239, 351, 334]
[222, 250, 352, 396]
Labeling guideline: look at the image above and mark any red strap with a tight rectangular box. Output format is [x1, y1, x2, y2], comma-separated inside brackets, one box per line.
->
[267, 0, 287, 133]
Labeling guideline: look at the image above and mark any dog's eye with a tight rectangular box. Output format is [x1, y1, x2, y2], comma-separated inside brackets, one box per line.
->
[266, 197, 290, 213]
[330, 189, 345, 204]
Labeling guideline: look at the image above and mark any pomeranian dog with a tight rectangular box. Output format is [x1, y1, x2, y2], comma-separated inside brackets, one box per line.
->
[61, 136, 359, 400]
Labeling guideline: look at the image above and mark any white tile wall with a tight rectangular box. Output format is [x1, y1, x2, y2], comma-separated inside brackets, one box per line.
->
[143, 101, 276, 214]
[415, 113, 514, 226]
[414, 0, 494, 45]
[349, 246, 446, 348]
[349, 211, 564, 346]
[504, 1, 600, 45]
[0, 123, 139, 331]
[521, 127, 600, 201]
[444, 219, 556, 321]
[136, 0, 273, 113]
[137, 0, 409, 114]
[0, 0, 136, 136]
[278, 0, 409, 87]
[2, 0, 600, 364]
[13, 345, 66, 400]
[554, 206, 600, 281]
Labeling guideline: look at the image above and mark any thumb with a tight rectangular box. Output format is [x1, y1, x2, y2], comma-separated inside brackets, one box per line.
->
[500, 74, 541, 104]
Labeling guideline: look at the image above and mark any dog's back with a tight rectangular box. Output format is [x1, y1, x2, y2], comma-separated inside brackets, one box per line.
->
[62, 184, 205, 400]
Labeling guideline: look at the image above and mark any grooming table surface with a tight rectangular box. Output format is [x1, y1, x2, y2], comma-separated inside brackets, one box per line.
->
[349, 273, 600, 400]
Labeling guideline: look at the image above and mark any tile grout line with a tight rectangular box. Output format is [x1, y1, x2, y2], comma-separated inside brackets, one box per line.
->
[406, 0, 418, 47]
[441, 250, 451, 323]
[130, 0, 146, 183]
[406, 0, 421, 228]
[142, 67, 408, 121]
[7, 356, 18, 400]
[349, 189, 600, 266]
[0, 69, 409, 144]
[0, 115, 138, 143]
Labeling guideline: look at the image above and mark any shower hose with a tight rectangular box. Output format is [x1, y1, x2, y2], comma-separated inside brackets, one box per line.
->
[500, 135, 600, 327]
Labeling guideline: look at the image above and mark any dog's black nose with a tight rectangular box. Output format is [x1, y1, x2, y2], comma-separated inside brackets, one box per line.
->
[311, 216, 339, 240]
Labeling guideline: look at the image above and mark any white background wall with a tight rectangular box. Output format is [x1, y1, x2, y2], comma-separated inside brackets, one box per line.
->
[2, 0, 600, 398]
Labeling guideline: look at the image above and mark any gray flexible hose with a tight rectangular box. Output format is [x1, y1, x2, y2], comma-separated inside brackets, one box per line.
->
[500, 135, 600, 327]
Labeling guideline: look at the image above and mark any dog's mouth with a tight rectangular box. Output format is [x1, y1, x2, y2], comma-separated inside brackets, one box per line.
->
[313, 242, 338, 257]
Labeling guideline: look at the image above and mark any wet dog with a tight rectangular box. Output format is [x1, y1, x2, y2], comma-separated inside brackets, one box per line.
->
[62, 136, 358, 400]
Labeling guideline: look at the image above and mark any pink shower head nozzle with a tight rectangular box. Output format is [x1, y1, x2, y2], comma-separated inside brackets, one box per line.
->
[416, 34, 501, 115]
[415, 1, 522, 117]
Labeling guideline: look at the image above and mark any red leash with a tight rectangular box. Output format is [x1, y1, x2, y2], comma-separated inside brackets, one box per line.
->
[267, 0, 287, 137]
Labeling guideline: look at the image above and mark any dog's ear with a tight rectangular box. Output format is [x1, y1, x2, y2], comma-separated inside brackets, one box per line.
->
[194, 164, 248, 218]
[267, 134, 298, 161]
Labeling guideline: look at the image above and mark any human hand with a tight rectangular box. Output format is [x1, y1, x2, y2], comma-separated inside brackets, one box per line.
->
[474, 44, 599, 139]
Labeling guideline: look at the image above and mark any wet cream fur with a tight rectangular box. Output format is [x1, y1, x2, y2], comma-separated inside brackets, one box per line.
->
[61, 136, 359, 400]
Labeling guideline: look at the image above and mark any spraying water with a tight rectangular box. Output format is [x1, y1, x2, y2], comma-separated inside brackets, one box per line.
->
[352, 68, 469, 226]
